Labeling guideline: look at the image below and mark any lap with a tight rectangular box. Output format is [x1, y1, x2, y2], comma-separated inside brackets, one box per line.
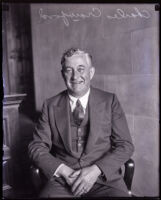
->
[39, 177, 74, 198]
[39, 177, 130, 198]
[85, 183, 130, 197]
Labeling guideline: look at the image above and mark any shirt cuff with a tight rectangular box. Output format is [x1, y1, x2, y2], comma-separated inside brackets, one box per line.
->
[53, 163, 65, 177]
[95, 164, 106, 182]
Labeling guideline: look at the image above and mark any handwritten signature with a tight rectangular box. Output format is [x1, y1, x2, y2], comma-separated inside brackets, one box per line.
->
[106, 7, 151, 19]
[39, 7, 101, 26]
[38, 7, 151, 26]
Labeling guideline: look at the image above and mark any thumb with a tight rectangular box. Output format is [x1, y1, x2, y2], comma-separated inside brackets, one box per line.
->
[69, 170, 81, 178]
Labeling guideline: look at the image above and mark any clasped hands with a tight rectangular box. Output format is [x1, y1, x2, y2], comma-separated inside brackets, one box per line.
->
[57, 164, 101, 196]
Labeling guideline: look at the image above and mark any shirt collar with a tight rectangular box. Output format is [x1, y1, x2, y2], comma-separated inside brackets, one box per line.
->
[68, 88, 90, 110]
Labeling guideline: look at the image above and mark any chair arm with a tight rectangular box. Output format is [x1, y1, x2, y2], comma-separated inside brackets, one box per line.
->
[30, 165, 43, 191]
[124, 158, 135, 194]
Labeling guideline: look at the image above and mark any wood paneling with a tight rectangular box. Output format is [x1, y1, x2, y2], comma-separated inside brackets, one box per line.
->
[3, 95, 26, 198]
[2, 3, 34, 198]
[2, 3, 34, 96]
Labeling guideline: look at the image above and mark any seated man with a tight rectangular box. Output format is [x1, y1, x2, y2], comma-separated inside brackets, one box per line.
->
[28, 48, 134, 197]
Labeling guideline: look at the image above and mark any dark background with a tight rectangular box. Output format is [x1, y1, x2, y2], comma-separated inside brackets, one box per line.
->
[2, 3, 159, 197]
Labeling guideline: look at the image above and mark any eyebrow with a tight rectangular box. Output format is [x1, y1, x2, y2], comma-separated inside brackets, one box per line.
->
[64, 66, 72, 69]
[78, 65, 85, 68]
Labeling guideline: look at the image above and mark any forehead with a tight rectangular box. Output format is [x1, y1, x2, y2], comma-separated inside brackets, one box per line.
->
[64, 54, 91, 67]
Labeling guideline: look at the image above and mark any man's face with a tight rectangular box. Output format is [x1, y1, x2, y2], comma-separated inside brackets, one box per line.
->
[62, 54, 95, 97]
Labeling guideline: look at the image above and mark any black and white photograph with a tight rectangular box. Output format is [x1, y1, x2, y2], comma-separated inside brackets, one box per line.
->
[2, 2, 159, 199]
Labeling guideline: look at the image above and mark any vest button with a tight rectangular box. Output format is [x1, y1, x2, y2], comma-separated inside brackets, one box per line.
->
[78, 128, 81, 133]
[78, 136, 82, 141]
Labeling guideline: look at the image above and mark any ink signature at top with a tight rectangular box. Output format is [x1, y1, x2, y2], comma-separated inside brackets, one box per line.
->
[106, 7, 151, 19]
[38, 7, 151, 26]
[39, 7, 101, 26]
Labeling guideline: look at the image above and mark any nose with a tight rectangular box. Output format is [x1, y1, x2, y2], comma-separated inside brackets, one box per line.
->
[71, 70, 79, 80]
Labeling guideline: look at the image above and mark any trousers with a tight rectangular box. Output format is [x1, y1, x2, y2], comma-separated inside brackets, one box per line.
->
[39, 177, 130, 198]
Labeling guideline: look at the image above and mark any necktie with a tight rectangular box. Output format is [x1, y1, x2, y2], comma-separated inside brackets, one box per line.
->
[73, 99, 85, 126]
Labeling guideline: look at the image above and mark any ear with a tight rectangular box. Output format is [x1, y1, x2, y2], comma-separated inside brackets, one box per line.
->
[90, 67, 95, 80]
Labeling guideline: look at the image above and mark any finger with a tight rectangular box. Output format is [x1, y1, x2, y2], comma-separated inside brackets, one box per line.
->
[65, 177, 73, 185]
[69, 170, 81, 178]
[85, 183, 93, 193]
[74, 184, 85, 196]
[84, 186, 90, 194]
[75, 189, 84, 197]
[67, 177, 77, 186]
[72, 177, 82, 193]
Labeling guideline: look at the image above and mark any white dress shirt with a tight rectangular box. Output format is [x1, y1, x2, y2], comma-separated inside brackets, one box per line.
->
[68, 89, 90, 113]
[54, 89, 90, 177]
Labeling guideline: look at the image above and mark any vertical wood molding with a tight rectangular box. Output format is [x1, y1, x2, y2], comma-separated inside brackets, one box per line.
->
[3, 94, 26, 198]
[3, 4, 34, 95]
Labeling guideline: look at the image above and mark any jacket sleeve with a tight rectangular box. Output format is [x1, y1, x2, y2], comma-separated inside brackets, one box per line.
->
[95, 94, 134, 182]
[28, 100, 62, 179]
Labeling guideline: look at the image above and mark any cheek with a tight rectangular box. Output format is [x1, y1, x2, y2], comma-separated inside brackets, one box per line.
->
[64, 75, 71, 82]
[83, 73, 91, 81]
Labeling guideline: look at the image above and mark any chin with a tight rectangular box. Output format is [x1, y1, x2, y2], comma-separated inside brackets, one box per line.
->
[74, 90, 89, 97]
[68, 89, 81, 97]
[68, 84, 89, 96]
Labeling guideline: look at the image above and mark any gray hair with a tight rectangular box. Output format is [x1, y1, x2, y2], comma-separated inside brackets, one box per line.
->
[61, 48, 92, 68]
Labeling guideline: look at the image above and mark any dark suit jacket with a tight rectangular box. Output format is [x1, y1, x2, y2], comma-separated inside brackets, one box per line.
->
[28, 87, 134, 191]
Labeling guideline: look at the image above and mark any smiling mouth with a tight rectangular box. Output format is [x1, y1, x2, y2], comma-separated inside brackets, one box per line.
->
[70, 81, 84, 84]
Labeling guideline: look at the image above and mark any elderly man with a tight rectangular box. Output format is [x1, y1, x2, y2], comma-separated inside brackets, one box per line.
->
[28, 48, 134, 197]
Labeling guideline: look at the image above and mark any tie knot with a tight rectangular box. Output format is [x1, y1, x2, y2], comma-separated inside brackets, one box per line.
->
[76, 99, 82, 107]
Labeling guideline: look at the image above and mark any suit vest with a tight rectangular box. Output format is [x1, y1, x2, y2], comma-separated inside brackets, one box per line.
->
[70, 103, 90, 158]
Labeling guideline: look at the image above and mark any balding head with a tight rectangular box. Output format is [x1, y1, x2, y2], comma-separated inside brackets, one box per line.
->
[61, 48, 93, 69]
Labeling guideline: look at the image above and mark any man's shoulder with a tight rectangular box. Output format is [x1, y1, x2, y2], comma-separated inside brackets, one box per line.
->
[44, 90, 68, 106]
[91, 87, 115, 99]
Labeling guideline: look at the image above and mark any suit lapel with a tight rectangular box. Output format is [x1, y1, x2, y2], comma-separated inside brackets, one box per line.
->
[85, 87, 106, 153]
[54, 93, 72, 153]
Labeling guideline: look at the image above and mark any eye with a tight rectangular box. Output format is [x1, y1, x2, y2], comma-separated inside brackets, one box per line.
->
[77, 66, 85, 73]
[64, 67, 72, 74]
